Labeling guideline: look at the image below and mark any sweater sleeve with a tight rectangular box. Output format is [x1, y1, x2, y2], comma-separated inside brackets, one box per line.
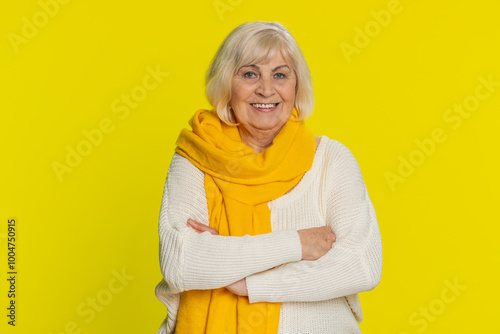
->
[245, 141, 383, 303]
[157, 153, 303, 294]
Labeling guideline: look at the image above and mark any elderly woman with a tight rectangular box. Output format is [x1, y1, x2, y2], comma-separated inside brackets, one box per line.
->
[155, 21, 382, 333]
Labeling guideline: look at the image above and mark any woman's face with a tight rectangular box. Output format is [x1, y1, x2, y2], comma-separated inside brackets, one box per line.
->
[229, 52, 296, 139]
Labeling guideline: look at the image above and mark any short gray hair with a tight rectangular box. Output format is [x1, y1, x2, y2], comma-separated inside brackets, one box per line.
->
[205, 21, 314, 125]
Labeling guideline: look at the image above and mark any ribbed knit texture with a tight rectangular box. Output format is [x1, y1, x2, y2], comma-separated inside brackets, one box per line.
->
[155, 135, 383, 334]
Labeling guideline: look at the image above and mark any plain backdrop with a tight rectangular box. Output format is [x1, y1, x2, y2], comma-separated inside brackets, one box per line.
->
[1, 0, 499, 333]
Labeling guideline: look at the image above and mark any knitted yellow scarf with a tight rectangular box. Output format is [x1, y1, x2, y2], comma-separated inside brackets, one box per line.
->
[173, 107, 315, 333]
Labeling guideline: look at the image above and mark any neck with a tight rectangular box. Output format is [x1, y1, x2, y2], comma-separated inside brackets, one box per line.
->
[238, 126, 282, 154]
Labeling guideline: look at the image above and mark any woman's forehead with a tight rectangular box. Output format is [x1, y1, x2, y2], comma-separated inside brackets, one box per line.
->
[239, 48, 291, 67]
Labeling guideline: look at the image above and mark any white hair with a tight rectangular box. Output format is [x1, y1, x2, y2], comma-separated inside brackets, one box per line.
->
[205, 21, 315, 125]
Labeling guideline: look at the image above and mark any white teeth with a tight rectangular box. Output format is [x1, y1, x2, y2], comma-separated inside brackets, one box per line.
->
[251, 103, 277, 109]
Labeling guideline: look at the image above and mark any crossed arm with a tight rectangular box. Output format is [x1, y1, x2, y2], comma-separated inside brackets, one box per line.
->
[158, 144, 382, 303]
[242, 144, 382, 303]
[158, 153, 304, 295]
[185, 219, 249, 296]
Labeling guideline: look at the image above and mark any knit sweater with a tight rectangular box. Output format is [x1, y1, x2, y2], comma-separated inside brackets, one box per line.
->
[154, 135, 383, 334]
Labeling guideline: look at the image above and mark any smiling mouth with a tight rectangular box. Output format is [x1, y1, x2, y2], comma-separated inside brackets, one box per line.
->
[250, 103, 279, 109]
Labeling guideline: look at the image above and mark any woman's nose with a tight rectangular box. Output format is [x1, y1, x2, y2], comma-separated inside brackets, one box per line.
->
[256, 77, 275, 96]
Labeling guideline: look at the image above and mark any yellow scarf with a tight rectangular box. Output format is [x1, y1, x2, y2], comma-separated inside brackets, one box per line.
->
[173, 107, 316, 333]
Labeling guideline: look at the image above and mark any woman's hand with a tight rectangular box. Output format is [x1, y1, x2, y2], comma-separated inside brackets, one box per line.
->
[186, 218, 219, 235]
[186, 218, 248, 296]
[297, 226, 336, 261]
[225, 277, 248, 296]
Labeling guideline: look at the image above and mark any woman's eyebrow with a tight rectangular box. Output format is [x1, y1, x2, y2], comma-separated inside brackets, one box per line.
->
[241, 64, 290, 71]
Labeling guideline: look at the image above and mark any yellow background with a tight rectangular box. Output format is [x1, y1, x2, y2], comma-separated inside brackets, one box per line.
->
[1, 0, 499, 333]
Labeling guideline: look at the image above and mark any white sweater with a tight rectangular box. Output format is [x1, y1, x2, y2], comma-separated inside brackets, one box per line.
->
[154, 135, 383, 334]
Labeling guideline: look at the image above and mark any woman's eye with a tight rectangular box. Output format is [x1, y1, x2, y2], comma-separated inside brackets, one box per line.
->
[274, 73, 286, 79]
[244, 72, 257, 78]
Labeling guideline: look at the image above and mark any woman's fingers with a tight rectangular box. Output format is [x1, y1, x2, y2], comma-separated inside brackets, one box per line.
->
[297, 226, 336, 261]
[225, 278, 248, 296]
[187, 219, 219, 235]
